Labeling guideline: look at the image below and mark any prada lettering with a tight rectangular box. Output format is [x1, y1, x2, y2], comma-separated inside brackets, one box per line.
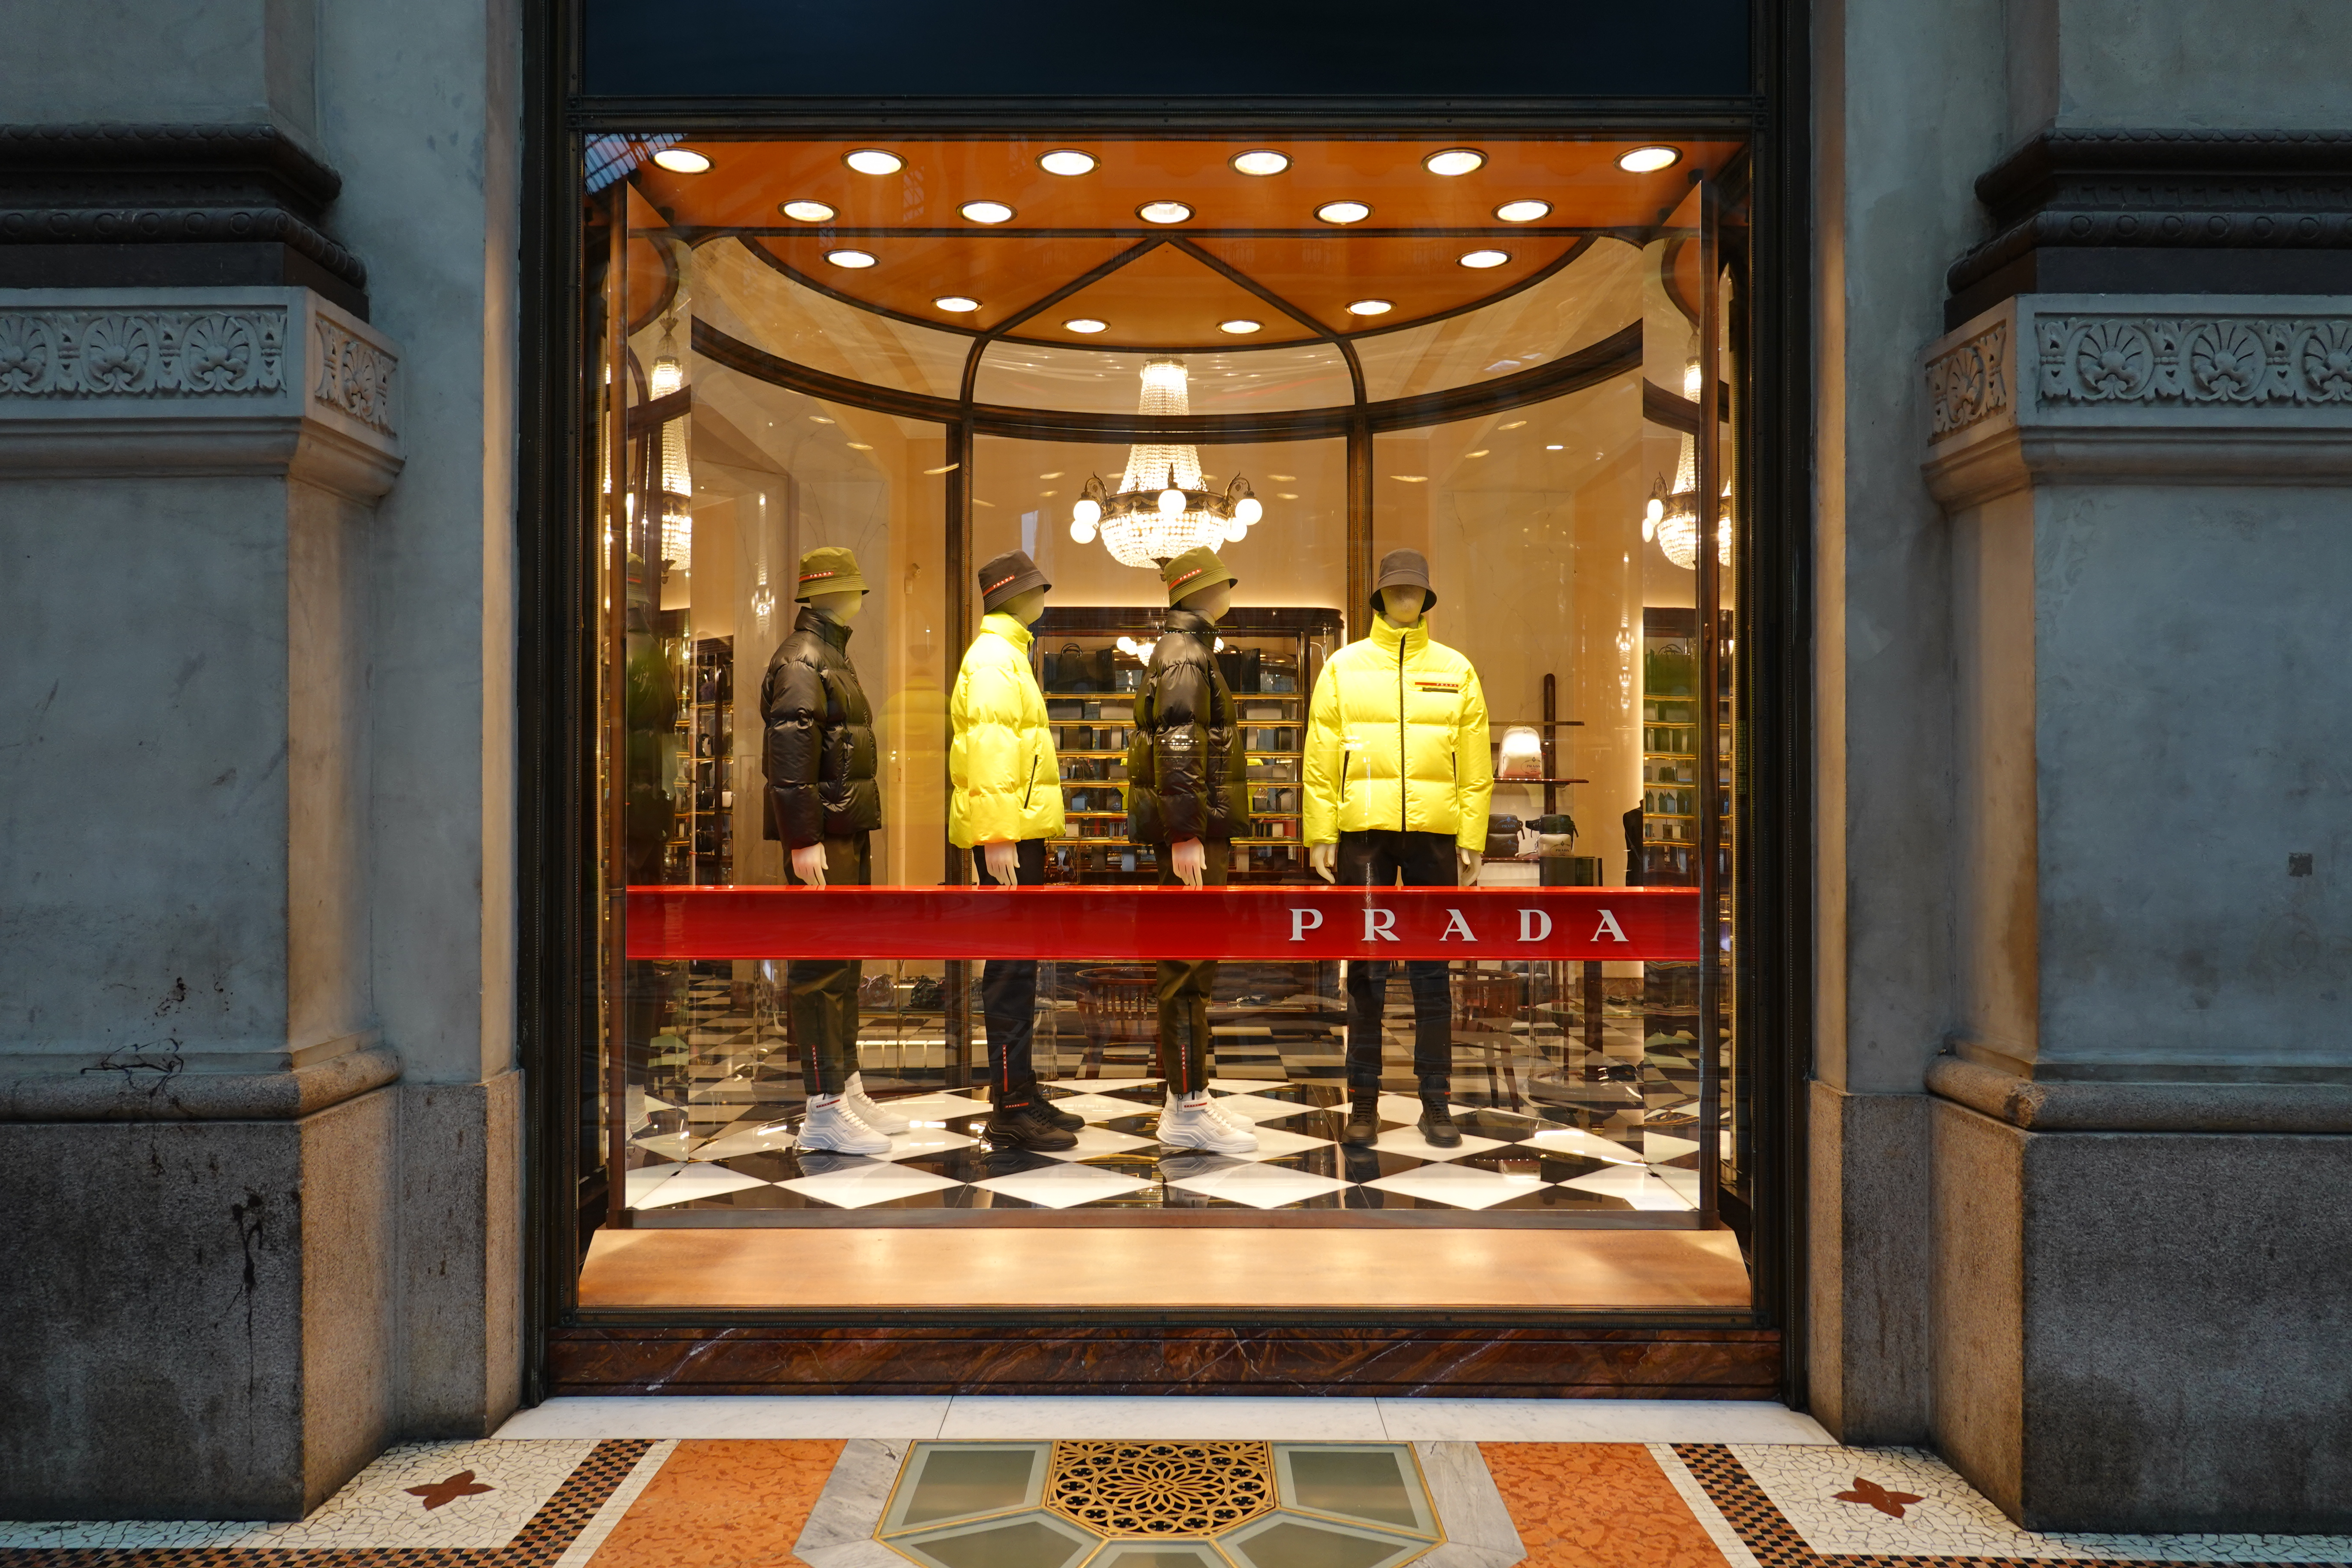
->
[1274, 905, 1629, 944]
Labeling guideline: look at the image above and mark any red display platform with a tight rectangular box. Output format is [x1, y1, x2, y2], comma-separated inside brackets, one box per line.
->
[625, 885, 1700, 961]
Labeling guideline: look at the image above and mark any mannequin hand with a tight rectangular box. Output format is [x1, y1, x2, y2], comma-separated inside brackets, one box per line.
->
[982, 840, 1020, 887]
[1457, 847, 1483, 884]
[1308, 842, 1337, 884]
[790, 842, 828, 889]
[1171, 837, 1206, 888]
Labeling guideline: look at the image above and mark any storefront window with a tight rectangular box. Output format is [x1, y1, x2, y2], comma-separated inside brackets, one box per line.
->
[580, 134, 1748, 1290]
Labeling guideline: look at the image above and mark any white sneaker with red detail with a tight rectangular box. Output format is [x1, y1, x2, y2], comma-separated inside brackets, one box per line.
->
[845, 1072, 910, 1134]
[1155, 1091, 1258, 1155]
[799, 1096, 891, 1155]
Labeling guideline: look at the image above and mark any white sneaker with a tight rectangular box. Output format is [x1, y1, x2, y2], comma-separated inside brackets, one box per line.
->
[1156, 1093, 1258, 1155]
[845, 1072, 910, 1134]
[1204, 1095, 1256, 1135]
[799, 1096, 890, 1155]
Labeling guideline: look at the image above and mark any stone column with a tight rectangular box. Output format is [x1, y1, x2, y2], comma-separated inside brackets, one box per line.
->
[1920, 293, 2352, 1531]
[0, 288, 407, 1519]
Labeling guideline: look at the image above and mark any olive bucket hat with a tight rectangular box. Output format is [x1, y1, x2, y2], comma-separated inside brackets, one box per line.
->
[1159, 545, 1237, 607]
[794, 545, 871, 600]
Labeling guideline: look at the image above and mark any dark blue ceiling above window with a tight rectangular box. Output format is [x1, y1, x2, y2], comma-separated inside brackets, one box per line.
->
[580, 0, 1752, 101]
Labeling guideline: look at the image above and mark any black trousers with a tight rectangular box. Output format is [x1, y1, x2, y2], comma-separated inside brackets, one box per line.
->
[1338, 829, 1457, 1099]
[784, 832, 870, 1097]
[1154, 848, 1229, 1096]
[971, 839, 1047, 1109]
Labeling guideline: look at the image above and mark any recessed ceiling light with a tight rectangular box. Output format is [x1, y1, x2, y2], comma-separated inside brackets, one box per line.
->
[1466, 449, 1489, 457]
[1494, 199, 1551, 223]
[1039, 471, 1064, 478]
[1424, 147, 1486, 176]
[960, 200, 1014, 224]
[1270, 474, 1296, 481]
[847, 442, 873, 450]
[1545, 443, 1564, 450]
[1231, 149, 1289, 175]
[844, 148, 903, 175]
[933, 295, 980, 312]
[1390, 475, 1429, 483]
[1346, 298, 1393, 316]
[1276, 493, 1299, 499]
[1219, 319, 1262, 335]
[780, 199, 836, 222]
[1063, 317, 1108, 334]
[1316, 200, 1371, 225]
[825, 249, 876, 268]
[1459, 249, 1510, 269]
[810, 416, 834, 423]
[1039, 149, 1097, 176]
[1618, 145, 1682, 173]
[1137, 200, 1193, 224]
[652, 147, 711, 174]
[1501, 420, 1527, 430]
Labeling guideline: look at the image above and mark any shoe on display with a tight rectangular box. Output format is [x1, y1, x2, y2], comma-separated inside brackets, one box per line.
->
[845, 1072, 911, 1134]
[1341, 1092, 1381, 1146]
[799, 1096, 891, 1155]
[1416, 1098, 1464, 1149]
[1204, 1095, 1257, 1134]
[1033, 1097, 1085, 1132]
[983, 1103, 1080, 1152]
[1157, 1093, 1259, 1155]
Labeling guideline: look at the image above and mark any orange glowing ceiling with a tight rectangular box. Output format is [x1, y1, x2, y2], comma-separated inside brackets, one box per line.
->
[625, 136, 1742, 351]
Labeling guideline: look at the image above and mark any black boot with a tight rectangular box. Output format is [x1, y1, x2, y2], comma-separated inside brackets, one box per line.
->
[984, 1102, 1079, 1151]
[1417, 1097, 1463, 1148]
[1342, 1090, 1381, 1146]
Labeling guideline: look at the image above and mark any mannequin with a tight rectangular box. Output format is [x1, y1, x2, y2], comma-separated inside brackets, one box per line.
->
[1128, 546, 1256, 1154]
[1301, 548, 1494, 1148]
[948, 549, 1086, 1150]
[762, 546, 907, 1154]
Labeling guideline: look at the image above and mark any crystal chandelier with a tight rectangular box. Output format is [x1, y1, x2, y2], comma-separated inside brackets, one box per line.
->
[1642, 353, 1727, 570]
[649, 337, 692, 572]
[1070, 357, 1263, 568]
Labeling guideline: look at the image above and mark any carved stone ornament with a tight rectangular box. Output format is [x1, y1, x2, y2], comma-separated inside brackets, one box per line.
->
[312, 312, 396, 432]
[1926, 319, 2009, 437]
[2037, 315, 2352, 405]
[0, 306, 286, 398]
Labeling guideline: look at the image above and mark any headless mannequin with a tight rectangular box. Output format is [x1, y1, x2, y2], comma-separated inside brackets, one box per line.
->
[980, 583, 1050, 886]
[1165, 578, 1232, 889]
[1309, 585, 1485, 884]
[789, 587, 864, 890]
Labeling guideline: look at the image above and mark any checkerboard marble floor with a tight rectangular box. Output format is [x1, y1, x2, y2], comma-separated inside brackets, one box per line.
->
[9, 1402, 2344, 1566]
[629, 973, 1709, 1216]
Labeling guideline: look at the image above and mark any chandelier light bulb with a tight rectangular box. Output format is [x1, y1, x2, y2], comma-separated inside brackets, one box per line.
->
[652, 148, 711, 174]
[1346, 298, 1393, 316]
[1219, 319, 1262, 335]
[1235, 496, 1263, 526]
[1316, 200, 1371, 225]
[1039, 149, 1097, 176]
[1684, 356, 1703, 400]
[1230, 149, 1290, 175]
[780, 199, 836, 222]
[844, 148, 904, 175]
[933, 295, 980, 312]
[1158, 487, 1187, 516]
[1070, 518, 1098, 543]
[1618, 145, 1682, 174]
[1063, 317, 1108, 334]
[1137, 200, 1194, 224]
[959, 200, 1014, 224]
[1459, 249, 1510, 269]
[825, 249, 877, 268]
[1494, 199, 1550, 223]
[1423, 148, 1486, 176]
[1073, 497, 1102, 528]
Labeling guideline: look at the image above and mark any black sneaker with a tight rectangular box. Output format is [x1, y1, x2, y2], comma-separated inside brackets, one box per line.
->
[1036, 1099, 1085, 1132]
[1341, 1092, 1381, 1146]
[1417, 1099, 1464, 1148]
[984, 1103, 1079, 1152]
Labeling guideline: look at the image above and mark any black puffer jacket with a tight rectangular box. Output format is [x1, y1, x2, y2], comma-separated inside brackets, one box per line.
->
[762, 607, 882, 848]
[1127, 607, 1251, 844]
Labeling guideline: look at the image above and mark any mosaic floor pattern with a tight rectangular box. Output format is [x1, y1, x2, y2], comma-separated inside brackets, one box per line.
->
[6, 1425, 2348, 1568]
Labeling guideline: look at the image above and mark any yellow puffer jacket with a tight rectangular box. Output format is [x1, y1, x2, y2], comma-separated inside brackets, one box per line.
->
[1302, 615, 1494, 852]
[949, 613, 1065, 848]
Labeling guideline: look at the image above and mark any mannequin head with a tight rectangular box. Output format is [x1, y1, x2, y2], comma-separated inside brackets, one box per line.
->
[807, 588, 864, 622]
[1176, 580, 1231, 624]
[998, 585, 1048, 626]
[1378, 585, 1429, 628]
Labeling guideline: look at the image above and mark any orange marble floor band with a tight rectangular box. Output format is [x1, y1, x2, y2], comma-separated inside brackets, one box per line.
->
[577, 1226, 1752, 1310]
[584, 1439, 842, 1568]
[1481, 1442, 1733, 1568]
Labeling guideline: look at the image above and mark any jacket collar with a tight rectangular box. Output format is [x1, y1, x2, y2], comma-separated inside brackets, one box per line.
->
[796, 604, 854, 650]
[1164, 606, 1216, 639]
[1367, 612, 1428, 657]
[981, 611, 1034, 650]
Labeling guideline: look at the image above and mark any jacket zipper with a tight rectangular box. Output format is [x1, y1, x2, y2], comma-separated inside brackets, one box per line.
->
[1396, 631, 1409, 830]
[1021, 752, 1038, 810]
